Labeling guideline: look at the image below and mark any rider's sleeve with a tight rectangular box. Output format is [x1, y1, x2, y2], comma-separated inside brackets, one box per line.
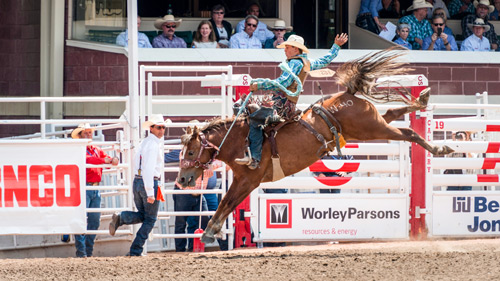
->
[309, 43, 341, 71]
[256, 59, 304, 91]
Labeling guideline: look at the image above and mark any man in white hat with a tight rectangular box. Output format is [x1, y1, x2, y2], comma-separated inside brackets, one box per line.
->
[152, 14, 187, 48]
[234, 33, 348, 169]
[235, 2, 274, 45]
[398, 0, 434, 50]
[71, 123, 119, 257]
[461, 0, 498, 50]
[264, 19, 293, 49]
[109, 114, 168, 256]
[460, 18, 491, 51]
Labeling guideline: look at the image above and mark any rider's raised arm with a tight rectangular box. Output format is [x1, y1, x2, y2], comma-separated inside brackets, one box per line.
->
[309, 43, 341, 71]
[255, 59, 304, 91]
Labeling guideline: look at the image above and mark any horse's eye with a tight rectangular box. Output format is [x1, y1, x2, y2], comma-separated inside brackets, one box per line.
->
[188, 151, 194, 156]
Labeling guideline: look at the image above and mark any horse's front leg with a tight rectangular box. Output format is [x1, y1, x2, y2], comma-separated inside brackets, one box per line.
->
[201, 177, 260, 244]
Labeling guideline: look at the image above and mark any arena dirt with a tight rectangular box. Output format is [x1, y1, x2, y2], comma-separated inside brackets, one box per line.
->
[1, 238, 499, 281]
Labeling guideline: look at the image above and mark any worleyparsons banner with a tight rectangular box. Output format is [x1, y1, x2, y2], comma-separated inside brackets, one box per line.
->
[258, 194, 408, 241]
[0, 140, 87, 234]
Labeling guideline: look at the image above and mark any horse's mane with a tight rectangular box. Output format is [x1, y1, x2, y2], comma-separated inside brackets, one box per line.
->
[180, 116, 245, 145]
[336, 46, 414, 104]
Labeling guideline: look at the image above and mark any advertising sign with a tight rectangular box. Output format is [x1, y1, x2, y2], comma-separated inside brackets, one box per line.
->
[433, 193, 500, 236]
[258, 194, 408, 241]
[0, 140, 87, 234]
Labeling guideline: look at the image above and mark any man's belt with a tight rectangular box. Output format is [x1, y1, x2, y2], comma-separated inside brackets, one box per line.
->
[358, 13, 372, 17]
[88, 182, 99, 186]
[135, 175, 160, 180]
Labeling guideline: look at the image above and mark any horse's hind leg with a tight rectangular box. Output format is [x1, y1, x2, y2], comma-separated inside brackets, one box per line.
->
[386, 127, 454, 156]
[382, 87, 430, 123]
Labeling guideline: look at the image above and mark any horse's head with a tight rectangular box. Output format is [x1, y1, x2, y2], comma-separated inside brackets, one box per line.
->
[177, 126, 219, 188]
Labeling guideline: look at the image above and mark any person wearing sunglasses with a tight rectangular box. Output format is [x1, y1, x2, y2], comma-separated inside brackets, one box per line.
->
[432, 8, 454, 36]
[209, 4, 232, 48]
[264, 19, 293, 49]
[109, 114, 170, 256]
[235, 3, 275, 45]
[152, 14, 187, 48]
[229, 15, 262, 49]
[422, 14, 458, 50]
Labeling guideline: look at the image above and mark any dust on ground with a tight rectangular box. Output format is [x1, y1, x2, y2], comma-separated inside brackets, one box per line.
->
[1, 239, 499, 281]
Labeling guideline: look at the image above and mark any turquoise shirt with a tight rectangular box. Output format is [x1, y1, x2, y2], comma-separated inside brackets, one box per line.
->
[256, 44, 341, 91]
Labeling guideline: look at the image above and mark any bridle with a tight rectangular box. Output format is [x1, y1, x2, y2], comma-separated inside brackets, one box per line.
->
[180, 132, 219, 170]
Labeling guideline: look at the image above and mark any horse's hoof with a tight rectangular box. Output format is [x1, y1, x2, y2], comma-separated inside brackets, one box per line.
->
[417, 88, 430, 108]
[201, 232, 216, 244]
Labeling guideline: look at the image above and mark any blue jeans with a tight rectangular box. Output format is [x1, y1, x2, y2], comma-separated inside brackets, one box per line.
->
[74, 188, 101, 257]
[174, 189, 209, 252]
[119, 178, 159, 256]
[249, 123, 264, 162]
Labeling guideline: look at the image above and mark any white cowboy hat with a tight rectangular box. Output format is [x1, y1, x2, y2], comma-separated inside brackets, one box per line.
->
[473, 0, 495, 14]
[71, 123, 95, 139]
[407, 0, 434, 11]
[142, 114, 171, 130]
[267, 19, 293, 32]
[276, 35, 309, 53]
[154, 15, 182, 30]
[467, 18, 491, 32]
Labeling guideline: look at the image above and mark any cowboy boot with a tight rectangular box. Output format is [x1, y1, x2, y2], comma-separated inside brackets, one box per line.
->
[247, 159, 259, 170]
[235, 147, 252, 165]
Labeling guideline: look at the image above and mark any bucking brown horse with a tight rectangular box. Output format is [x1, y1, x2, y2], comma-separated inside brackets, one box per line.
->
[176, 48, 454, 244]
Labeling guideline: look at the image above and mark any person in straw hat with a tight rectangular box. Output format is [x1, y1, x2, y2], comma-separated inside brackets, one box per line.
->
[461, 0, 498, 50]
[460, 18, 491, 51]
[264, 19, 293, 49]
[109, 114, 169, 256]
[398, 0, 434, 50]
[152, 14, 186, 48]
[234, 32, 348, 169]
[71, 123, 119, 257]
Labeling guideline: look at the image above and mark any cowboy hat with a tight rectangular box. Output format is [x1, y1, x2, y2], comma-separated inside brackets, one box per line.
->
[71, 123, 95, 139]
[267, 19, 293, 32]
[407, 0, 433, 11]
[277, 35, 309, 53]
[154, 15, 182, 30]
[142, 114, 171, 130]
[467, 18, 491, 32]
[473, 0, 495, 14]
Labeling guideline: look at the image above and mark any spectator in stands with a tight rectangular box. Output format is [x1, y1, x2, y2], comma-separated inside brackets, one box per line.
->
[193, 20, 219, 48]
[433, 8, 455, 35]
[398, 0, 434, 49]
[72, 123, 119, 258]
[379, 0, 401, 18]
[109, 114, 168, 256]
[230, 15, 263, 49]
[490, 0, 500, 20]
[423, 14, 459, 50]
[152, 15, 187, 48]
[461, 0, 499, 50]
[445, 131, 473, 191]
[460, 17, 491, 51]
[264, 19, 293, 49]
[426, 0, 450, 19]
[116, 16, 152, 48]
[356, 0, 388, 34]
[235, 2, 274, 45]
[448, 0, 475, 19]
[209, 4, 232, 48]
[394, 23, 413, 49]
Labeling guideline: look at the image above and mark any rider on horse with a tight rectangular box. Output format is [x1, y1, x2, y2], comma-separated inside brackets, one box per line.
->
[235, 33, 349, 169]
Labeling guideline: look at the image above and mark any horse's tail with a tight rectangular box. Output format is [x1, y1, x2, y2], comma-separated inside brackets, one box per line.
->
[336, 46, 415, 105]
